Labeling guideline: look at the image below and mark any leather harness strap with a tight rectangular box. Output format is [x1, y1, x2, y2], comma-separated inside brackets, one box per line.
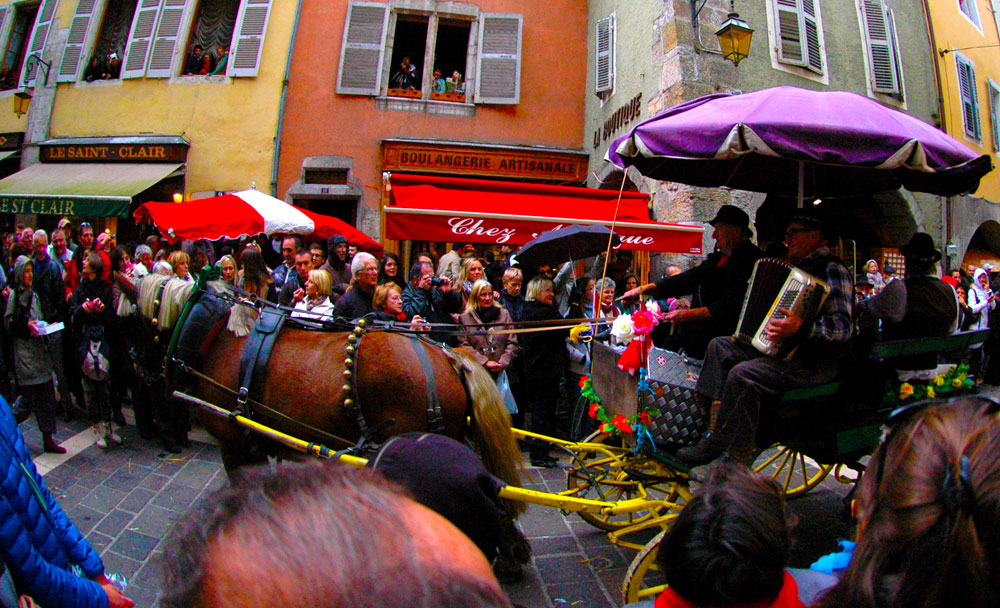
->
[237, 308, 286, 415]
[405, 334, 446, 434]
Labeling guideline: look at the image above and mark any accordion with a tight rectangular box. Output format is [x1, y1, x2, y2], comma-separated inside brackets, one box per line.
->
[734, 258, 830, 358]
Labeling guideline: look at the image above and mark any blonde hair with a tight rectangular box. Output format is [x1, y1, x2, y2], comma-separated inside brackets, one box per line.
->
[167, 250, 190, 272]
[457, 256, 484, 285]
[525, 276, 553, 302]
[464, 280, 499, 314]
[501, 267, 522, 284]
[308, 269, 332, 297]
[373, 283, 402, 313]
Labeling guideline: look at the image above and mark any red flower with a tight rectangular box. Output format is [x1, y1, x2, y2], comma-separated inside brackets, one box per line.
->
[588, 403, 601, 419]
[600, 423, 613, 434]
[612, 415, 633, 434]
[639, 412, 652, 426]
[632, 310, 656, 336]
[578, 376, 589, 389]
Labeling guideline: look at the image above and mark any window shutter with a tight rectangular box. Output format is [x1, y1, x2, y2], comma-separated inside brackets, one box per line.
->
[58, 0, 98, 83]
[775, 0, 805, 66]
[801, 0, 822, 73]
[957, 56, 981, 140]
[122, 0, 162, 78]
[988, 82, 1000, 150]
[476, 13, 522, 104]
[861, 0, 898, 94]
[228, 0, 272, 77]
[146, 0, 187, 78]
[336, 1, 389, 96]
[595, 15, 612, 94]
[20, 0, 56, 87]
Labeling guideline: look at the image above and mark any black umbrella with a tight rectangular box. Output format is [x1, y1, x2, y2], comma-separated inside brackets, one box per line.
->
[514, 224, 621, 269]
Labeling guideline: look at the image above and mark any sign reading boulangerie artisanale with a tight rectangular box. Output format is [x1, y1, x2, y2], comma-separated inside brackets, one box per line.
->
[382, 140, 588, 182]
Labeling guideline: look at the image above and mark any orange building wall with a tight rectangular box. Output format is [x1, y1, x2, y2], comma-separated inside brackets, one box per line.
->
[277, 0, 588, 207]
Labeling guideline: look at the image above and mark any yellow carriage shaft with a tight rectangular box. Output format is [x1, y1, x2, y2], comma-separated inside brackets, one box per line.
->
[175, 390, 673, 517]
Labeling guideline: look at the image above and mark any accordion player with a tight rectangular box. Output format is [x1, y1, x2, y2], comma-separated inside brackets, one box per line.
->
[734, 258, 830, 359]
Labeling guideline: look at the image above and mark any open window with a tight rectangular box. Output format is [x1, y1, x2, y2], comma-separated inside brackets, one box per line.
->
[386, 14, 427, 98]
[384, 14, 471, 102]
[0, 3, 37, 90]
[180, 0, 240, 76]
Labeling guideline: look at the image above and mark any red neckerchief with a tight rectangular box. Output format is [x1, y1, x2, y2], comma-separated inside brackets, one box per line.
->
[716, 254, 730, 267]
[654, 572, 804, 608]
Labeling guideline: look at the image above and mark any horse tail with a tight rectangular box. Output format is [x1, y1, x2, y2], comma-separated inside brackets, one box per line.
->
[453, 348, 525, 514]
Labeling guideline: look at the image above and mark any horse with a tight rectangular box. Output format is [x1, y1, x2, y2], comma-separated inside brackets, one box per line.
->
[124, 273, 524, 498]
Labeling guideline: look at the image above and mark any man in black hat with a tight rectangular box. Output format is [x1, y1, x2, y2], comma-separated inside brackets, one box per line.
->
[622, 204, 762, 358]
[857, 232, 958, 370]
[677, 210, 854, 465]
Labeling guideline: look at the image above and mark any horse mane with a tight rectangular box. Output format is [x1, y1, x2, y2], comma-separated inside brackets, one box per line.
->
[136, 274, 230, 331]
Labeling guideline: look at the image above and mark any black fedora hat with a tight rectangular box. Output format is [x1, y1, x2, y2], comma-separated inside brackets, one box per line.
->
[708, 205, 752, 236]
[900, 232, 942, 263]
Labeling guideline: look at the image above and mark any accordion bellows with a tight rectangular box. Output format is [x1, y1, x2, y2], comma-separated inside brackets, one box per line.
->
[735, 258, 830, 358]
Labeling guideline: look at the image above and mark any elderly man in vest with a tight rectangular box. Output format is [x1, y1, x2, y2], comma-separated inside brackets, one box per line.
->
[857, 233, 958, 371]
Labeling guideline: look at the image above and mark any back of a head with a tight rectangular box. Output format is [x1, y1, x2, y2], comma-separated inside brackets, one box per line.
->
[159, 463, 511, 608]
[816, 398, 1000, 608]
[656, 462, 791, 606]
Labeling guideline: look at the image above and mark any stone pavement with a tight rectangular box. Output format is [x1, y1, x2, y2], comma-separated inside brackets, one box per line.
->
[21, 415, 853, 608]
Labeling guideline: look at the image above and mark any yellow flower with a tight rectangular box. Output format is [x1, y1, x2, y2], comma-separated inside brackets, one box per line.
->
[957, 373, 967, 383]
[900, 383, 914, 399]
[927, 387, 935, 399]
[932, 375, 945, 386]
[953, 378, 963, 388]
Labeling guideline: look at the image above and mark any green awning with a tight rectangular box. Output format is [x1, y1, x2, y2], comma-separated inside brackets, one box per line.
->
[0, 162, 183, 217]
[0, 151, 16, 162]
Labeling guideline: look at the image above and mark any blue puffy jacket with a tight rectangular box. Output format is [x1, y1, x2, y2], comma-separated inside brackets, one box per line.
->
[0, 397, 107, 608]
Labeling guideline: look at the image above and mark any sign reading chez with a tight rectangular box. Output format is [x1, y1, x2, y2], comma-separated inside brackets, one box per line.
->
[382, 140, 589, 183]
[40, 143, 188, 163]
[0, 196, 129, 218]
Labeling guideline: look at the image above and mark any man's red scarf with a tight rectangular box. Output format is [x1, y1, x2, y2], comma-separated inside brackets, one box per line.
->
[654, 572, 804, 608]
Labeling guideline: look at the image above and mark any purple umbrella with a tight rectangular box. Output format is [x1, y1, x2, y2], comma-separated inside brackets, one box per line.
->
[608, 86, 993, 200]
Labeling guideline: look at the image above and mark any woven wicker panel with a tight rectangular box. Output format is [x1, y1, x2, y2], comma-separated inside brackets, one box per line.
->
[647, 348, 700, 388]
[642, 381, 707, 448]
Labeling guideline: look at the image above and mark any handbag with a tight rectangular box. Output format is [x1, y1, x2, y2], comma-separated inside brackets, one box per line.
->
[495, 369, 518, 414]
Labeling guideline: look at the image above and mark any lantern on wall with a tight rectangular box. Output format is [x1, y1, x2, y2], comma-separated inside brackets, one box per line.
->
[715, 2, 754, 67]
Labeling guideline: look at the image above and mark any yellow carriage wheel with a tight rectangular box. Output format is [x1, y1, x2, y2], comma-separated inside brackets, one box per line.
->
[622, 530, 669, 604]
[753, 444, 834, 498]
[565, 431, 685, 531]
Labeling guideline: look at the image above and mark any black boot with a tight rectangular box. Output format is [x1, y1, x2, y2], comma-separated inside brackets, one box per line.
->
[675, 432, 726, 466]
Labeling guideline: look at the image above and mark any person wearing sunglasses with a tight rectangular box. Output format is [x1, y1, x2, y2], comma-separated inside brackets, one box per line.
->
[677, 209, 853, 465]
[813, 397, 1000, 608]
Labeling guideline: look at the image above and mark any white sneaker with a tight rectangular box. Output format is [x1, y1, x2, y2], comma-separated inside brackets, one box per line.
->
[96, 435, 108, 450]
[107, 431, 123, 445]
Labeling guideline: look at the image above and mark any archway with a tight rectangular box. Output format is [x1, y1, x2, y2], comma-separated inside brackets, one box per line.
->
[961, 220, 1000, 273]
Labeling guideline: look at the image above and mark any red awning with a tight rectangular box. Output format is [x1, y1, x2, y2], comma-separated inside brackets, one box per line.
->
[385, 174, 703, 254]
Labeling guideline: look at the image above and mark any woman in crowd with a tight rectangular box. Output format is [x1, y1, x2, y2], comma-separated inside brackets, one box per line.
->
[69, 253, 120, 449]
[378, 252, 406, 290]
[3, 256, 64, 453]
[498, 267, 525, 322]
[228, 246, 277, 337]
[618, 272, 642, 315]
[967, 267, 994, 377]
[520, 276, 567, 467]
[565, 276, 597, 438]
[457, 256, 487, 307]
[373, 282, 407, 322]
[594, 277, 618, 337]
[167, 250, 192, 282]
[291, 269, 335, 321]
[458, 279, 518, 377]
[218, 254, 237, 285]
[814, 398, 1000, 608]
[625, 462, 811, 608]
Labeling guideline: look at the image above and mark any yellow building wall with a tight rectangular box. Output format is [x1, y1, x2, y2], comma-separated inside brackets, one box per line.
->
[34, 0, 296, 198]
[928, 0, 1000, 202]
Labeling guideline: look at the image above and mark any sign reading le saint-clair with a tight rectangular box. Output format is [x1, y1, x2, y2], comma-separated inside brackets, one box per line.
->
[40, 143, 187, 163]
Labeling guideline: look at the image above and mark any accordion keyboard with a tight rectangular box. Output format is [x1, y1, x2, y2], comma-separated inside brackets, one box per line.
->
[755, 280, 803, 350]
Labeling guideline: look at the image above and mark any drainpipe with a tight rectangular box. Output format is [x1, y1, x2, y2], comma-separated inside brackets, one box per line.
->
[921, 0, 953, 258]
[270, 0, 305, 198]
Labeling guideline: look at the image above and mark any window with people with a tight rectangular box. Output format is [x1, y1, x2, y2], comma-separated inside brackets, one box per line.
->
[337, 1, 522, 106]
[0, 3, 38, 90]
[81, 0, 137, 82]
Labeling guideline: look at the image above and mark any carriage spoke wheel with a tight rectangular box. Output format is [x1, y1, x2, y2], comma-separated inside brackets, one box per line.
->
[753, 444, 834, 498]
[623, 530, 669, 604]
[565, 431, 682, 531]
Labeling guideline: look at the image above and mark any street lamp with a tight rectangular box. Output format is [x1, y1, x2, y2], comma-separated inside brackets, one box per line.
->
[715, 1, 754, 67]
[11, 53, 52, 117]
[12, 89, 30, 117]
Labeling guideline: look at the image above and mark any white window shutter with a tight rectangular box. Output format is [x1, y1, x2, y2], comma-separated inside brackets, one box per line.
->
[861, 0, 898, 95]
[336, 1, 389, 96]
[122, 0, 162, 78]
[20, 0, 56, 87]
[989, 83, 1000, 151]
[801, 0, 823, 73]
[595, 16, 612, 94]
[476, 13, 522, 104]
[58, 0, 98, 83]
[146, 0, 187, 78]
[228, 0, 272, 77]
[775, 0, 805, 66]
[957, 56, 981, 140]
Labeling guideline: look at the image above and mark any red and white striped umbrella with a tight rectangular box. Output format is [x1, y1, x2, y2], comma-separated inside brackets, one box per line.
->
[135, 189, 382, 253]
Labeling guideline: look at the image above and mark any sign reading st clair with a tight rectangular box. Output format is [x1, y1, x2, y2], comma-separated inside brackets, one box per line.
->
[40, 144, 187, 163]
[0, 198, 75, 215]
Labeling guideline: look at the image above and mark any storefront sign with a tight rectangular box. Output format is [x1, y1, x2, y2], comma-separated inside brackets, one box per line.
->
[40, 143, 187, 163]
[0, 132, 24, 151]
[382, 140, 588, 182]
[593, 93, 642, 149]
[0, 195, 129, 217]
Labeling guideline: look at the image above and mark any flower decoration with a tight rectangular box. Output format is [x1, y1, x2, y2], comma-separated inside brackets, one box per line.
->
[580, 375, 658, 439]
[899, 383, 914, 399]
[644, 299, 661, 315]
[885, 364, 974, 403]
[610, 314, 635, 345]
[640, 411, 652, 426]
[632, 310, 656, 336]
[611, 415, 633, 434]
[588, 403, 601, 419]
[569, 324, 592, 344]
